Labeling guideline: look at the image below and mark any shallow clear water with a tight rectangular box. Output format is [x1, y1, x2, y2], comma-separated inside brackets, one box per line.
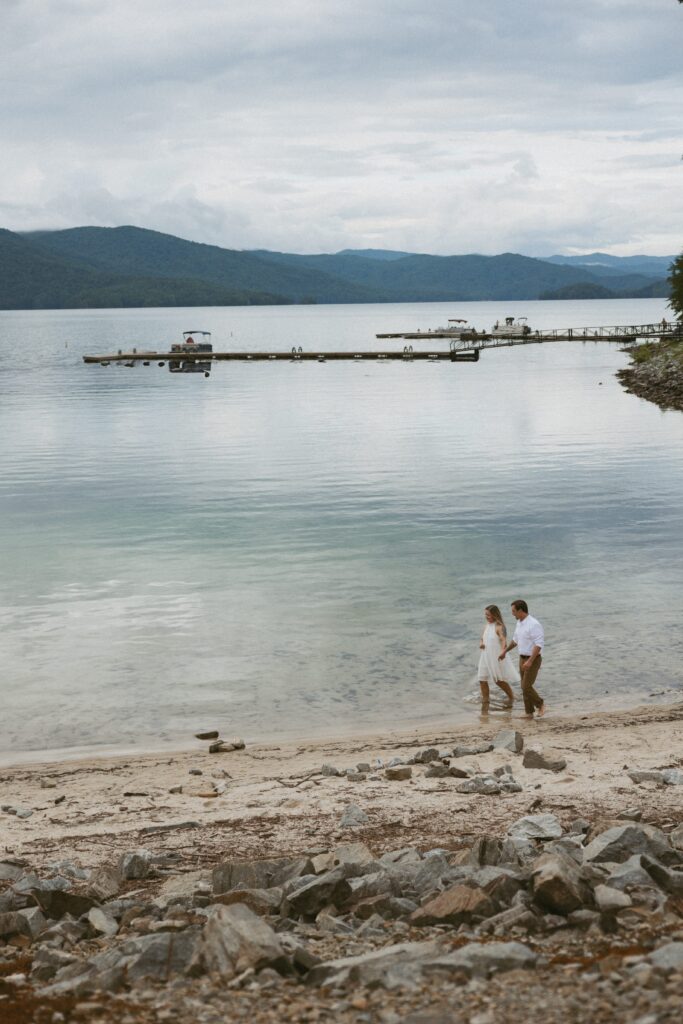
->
[1, 297, 682, 759]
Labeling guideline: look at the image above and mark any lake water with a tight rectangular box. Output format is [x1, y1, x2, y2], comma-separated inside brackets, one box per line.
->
[1, 297, 682, 762]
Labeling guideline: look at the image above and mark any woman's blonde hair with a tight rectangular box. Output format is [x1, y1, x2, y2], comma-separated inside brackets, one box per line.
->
[485, 604, 507, 636]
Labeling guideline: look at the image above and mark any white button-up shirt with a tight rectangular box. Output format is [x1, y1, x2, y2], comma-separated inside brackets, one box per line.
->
[513, 614, 544, 656]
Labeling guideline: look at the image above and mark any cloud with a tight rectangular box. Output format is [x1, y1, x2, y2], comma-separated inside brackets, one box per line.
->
[1, 1, 681, 254]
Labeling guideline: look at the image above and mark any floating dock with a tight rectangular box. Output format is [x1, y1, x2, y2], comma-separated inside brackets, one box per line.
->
[83, 323, 681, 367]
[83, 348, 480, 364]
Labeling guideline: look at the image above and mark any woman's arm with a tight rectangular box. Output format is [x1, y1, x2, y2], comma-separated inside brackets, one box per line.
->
[495, 623, 506, 653]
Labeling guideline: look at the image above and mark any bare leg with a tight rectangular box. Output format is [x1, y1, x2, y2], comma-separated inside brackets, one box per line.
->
[494, 679, 514, 704]
[479, 680, 490, 707]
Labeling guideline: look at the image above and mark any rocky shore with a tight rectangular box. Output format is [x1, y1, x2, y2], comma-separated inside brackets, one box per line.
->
[617, 335, 683, 411]
[1, 703, 683, 1023]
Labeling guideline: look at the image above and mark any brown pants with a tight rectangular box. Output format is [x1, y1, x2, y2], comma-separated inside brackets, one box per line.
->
[519, 654, 543, 715]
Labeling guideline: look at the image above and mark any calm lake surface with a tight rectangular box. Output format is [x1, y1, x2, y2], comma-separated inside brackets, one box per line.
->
[1, 297, 682, 761]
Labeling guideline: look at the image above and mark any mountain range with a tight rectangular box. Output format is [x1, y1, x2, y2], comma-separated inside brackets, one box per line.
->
[0, 225, 674, 310]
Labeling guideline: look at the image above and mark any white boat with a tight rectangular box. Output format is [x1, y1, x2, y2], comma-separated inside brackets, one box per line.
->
[169, 330, 213, 375]
[491, 317, 532, 337]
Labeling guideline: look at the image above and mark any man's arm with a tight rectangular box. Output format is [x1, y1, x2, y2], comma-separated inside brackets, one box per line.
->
[498, 639, 517, 661]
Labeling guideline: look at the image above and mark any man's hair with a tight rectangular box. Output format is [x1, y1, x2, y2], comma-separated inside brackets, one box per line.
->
[511, 599, 528, 614]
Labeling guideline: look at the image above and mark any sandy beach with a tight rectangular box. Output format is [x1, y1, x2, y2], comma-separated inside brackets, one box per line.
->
[2, 702, 683, 1023]
[2, 702, 683, 868]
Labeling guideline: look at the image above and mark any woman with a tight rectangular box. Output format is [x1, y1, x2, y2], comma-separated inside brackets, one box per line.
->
[478, 605, 519, 707]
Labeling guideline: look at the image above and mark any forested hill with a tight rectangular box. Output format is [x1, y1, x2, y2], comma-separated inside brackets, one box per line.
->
[0, 224, 673, 310]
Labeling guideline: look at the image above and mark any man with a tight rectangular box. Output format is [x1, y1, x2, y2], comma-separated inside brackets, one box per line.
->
[499, 599, 545, 719]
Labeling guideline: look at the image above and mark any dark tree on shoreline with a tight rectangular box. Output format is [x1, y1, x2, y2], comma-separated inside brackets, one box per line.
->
[670, 254, 683, 320]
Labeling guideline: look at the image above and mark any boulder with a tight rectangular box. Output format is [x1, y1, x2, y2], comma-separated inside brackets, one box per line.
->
[213, 888, 284, 915]
[628, 769, 665, 785]
[123, 930, 200, 984]
[425, 940, 537, 979]
[332, 843, 376, 873]
[455, 777, 501, 795]
[453, 743, 494, 758]
[413, 748, 440, 764]
[468, 836, 503, 867]
[640, 855, 683, 896]
[385, 766, 412, 781]
[411, 884, 495, 926]
[583, 825, 674, 865]
[593, 885, 632, 913]
[119, 850, 153, 881]
[531, 851, 589, 915]
[353, 895, 419, 920]
[649, 942, 683, 974]
[202, 904, 286, 979]
[662, 768, 683, 786]
[285, 868, 352, 918]
[493, 730, 524, 753]
[671, 823, 683, 851]
[306, 939, 442, 988]
[507, 814, 562, 841]
[605, 855, 659, 892]
[212, 857, 311, 895]
[340, 804, 369, 828]
[522, 747, 567, 772]
[425, 764, 451, 779]
[87, 907, 119, 938]
[87, 863, 121, 902]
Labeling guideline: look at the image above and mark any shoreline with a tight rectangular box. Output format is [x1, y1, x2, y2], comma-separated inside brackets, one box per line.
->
[2, 688, 680, 771]
[2, 700, 682, 864]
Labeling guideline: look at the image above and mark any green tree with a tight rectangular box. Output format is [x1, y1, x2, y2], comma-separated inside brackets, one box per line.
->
[670, 253, 683, 320]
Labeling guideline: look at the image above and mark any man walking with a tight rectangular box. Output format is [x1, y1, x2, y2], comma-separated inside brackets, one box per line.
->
[499, 599, 545, 718]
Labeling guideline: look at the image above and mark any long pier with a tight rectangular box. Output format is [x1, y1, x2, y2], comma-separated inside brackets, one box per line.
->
[83, 348, 480, 364]
[83, 322, 681, 367]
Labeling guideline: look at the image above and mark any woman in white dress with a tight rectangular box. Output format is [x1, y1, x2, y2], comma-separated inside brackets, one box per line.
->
[478, 604, 519, 707]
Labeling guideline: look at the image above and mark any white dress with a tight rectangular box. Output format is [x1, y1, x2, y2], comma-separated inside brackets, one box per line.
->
[478, 624, 520, 684]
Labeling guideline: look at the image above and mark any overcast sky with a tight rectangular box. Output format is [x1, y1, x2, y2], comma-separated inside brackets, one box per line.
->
[1, 0, 681, 255]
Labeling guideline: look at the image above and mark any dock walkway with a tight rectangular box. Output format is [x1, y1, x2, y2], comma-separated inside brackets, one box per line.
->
[83, 322, 681, 367]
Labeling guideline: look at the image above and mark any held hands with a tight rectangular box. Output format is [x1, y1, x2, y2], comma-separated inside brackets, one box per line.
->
[479, 643, 485, 649]
[498, 649, 507, 661]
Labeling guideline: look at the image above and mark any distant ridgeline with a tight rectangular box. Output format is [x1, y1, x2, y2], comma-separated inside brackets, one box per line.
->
[0, 226, 674, 310]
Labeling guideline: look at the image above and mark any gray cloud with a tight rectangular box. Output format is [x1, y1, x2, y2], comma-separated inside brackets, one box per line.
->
[1, 0, 681, 254]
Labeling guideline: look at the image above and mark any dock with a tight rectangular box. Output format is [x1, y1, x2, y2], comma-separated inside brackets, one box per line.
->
[83, 322, 681, 368]
[82, 348, 480, 364]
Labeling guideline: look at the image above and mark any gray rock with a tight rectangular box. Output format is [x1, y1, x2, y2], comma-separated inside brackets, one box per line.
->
[455, 777, 501, 795]
[0, 908, 46, 940]
[356, 762, 371, 773]
[30, 888, 99, 920]
[285, 868, 353, 918]
[212, 857, 311, 895]
[87, 863, 121, 902]
[543, 838, 584, 865]
[531, 851, 589, 915]
[583, 825, 674, 865]
[0, 861, 25, 881]
[306, 939, 442, 988]
[321, 764, 340, 776]
[493, 730, 524, 753]
[345, 771, 367, 782]
[424, 764, 451, 779]
[332, 843, 377, 873]
[214, 888, 284, 916]
[649, 942, 683, 973]
[662, 768, 683, 786]
[468, 836, 504, 867]
[195, 730, 219, 740]
[640, 855, 683, 896]
[426, 940, 537, 979]
[594, 885, 632, 913]
[522, 747, 567, 772]
[385, 766, 412, 781]
[347, 871, 396, 902]
[415, 747, 441, 764]
[340, 804, 369, 828]
[618, 808, 643, 822]
[202, 904, 285, 979]
[628, 769, 665, 785]
[119, 849, 153, 881]
[671, 824, 683, 851]
[87, 907, 119, 938]
[453, 743, 494, 757]
[123, 930, 200, 983]
[31, 948, 79, 982]
[507, 814, 562, 841]
[448, 765, 470, 779]
[605, 855, 659, 892]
